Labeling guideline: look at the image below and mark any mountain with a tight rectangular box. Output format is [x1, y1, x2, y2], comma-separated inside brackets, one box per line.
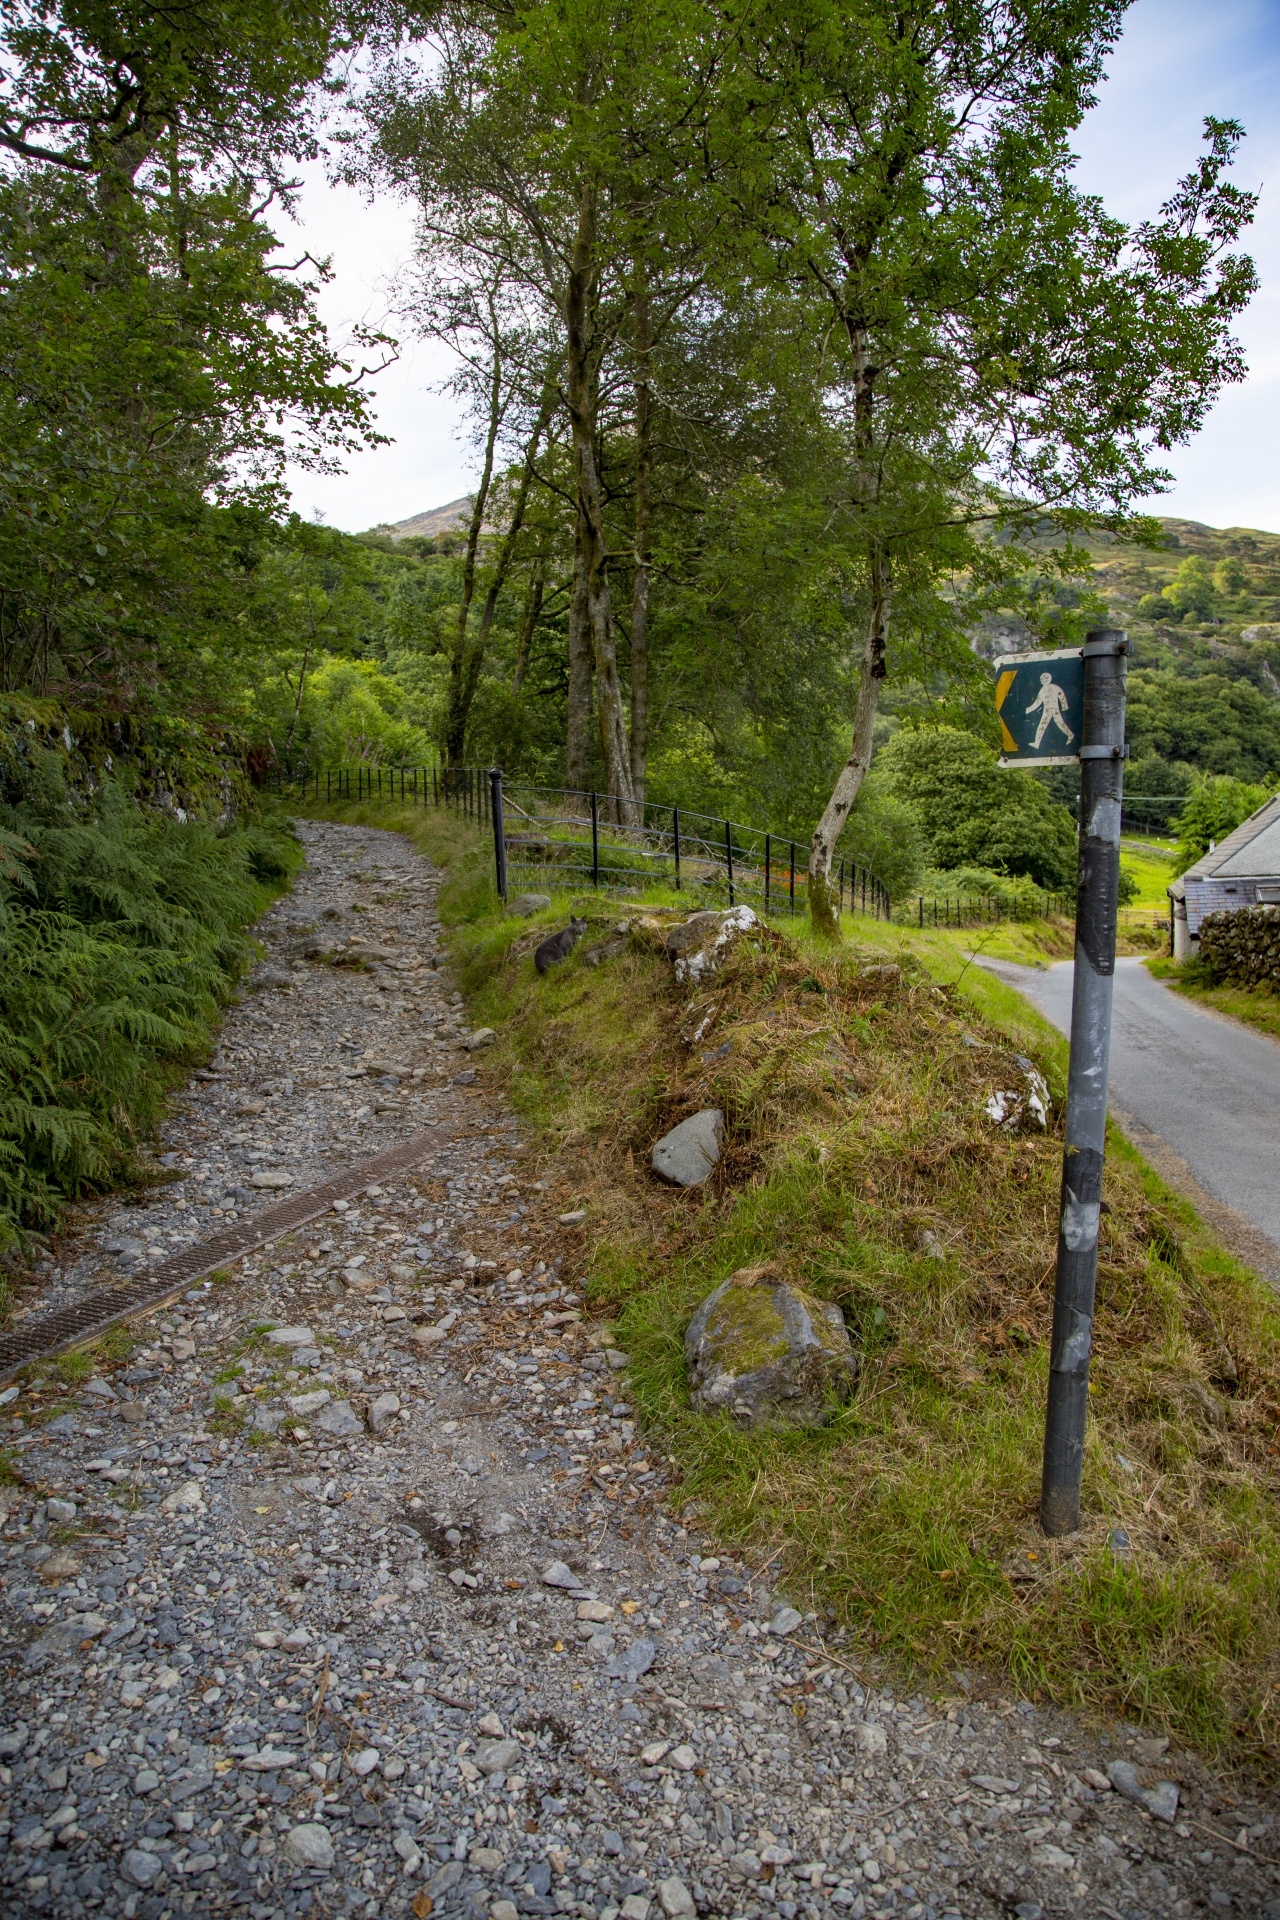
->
[369, 497, 474, 542]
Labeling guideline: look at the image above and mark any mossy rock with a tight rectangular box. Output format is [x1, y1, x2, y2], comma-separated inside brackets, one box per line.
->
[684, 1264, 858, 1430]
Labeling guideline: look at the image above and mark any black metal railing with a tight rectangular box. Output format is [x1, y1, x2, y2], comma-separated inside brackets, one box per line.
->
[277, 763, 892, 921]
[896, 889, 1070, 929]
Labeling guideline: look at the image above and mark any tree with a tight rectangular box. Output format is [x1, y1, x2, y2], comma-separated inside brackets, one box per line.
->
[1173, 774, 1274, 872]
[0, 0, 385, 708]
[711, 4, 1256, 933]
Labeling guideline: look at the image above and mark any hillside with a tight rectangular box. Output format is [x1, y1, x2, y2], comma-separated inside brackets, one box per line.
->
[369, 495, 474, 541]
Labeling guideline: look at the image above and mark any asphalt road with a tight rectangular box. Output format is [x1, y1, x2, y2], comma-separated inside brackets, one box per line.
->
[983, 954, 1280, 1278]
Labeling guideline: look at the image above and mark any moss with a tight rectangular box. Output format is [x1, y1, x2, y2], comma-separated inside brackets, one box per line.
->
[699, 1280, 793, 1375]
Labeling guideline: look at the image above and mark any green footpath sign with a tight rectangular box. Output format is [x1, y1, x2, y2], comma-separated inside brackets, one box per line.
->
[994, 648, 1086, 767]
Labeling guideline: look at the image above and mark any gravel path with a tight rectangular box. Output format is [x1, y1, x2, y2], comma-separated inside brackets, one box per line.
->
[1, 823, 1277, 1920]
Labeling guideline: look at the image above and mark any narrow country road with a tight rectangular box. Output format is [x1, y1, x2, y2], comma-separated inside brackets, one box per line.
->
[981, 955, 1280, 1278]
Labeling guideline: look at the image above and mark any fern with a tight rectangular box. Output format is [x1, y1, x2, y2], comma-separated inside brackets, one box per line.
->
[0, 761, 299, 1253]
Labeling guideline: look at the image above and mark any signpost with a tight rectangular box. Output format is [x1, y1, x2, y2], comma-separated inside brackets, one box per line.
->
[996, 633, 1129, 1537]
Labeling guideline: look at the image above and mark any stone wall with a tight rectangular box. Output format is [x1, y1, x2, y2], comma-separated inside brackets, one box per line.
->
[1198, 903, 1280, 989]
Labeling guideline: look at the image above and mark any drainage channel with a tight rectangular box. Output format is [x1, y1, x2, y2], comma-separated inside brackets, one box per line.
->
[0, 1128, 448, 1385]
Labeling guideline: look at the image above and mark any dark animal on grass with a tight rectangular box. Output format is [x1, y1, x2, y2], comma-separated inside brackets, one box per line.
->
[535, 917, 588, 974]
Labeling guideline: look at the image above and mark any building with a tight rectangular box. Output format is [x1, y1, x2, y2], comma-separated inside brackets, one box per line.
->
[1168, 793, 1280, 961]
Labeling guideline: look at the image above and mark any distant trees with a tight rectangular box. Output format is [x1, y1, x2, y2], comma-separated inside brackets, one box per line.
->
[877, 730, 1078, 893]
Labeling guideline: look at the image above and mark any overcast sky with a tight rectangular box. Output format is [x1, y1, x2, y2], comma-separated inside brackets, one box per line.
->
[281, 0, 1280, 536]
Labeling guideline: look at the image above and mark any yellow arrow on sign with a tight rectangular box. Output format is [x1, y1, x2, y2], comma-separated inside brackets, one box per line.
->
[995, 668, 1018, 751]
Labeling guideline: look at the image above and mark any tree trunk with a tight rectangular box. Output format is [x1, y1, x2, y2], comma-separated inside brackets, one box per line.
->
[442, 311, 504, 766]
[808, 543, 891, 936]
[629, 275, 653, 809]
[460, 377, 556, 725]
[512, 552, 546, 696]
[564, 176, 635, 820]
[566, 513, 594, 797]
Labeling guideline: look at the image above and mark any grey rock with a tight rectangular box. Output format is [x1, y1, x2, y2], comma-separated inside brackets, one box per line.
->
[664, 904, 761, 983]
[474, 1737, 521, 1774]
[252, 1407, 285, 1435]
[651, 1109, 724, 1188]
[685, 1265, 858, 1429]
[657, 1876, 695, 1918]
[121, 1847, 163, 1888]
[316, 1399, 363, 1437]
[283, 1822, 335, 1870]
[542, 1560, 579, 1589]
[507, 894, 552, 917]
[46, 1496, 77, 1524]
[265, 1324, 315, 1348]
[1107, 1759, 1179, 1822]
[367, 1391, 401, 1435]
[851, 1722, 888, 1757]
[769, 1606, 803, 1637]
[604, 1637, 657, 1682]
[0, 1727, 28, 1759]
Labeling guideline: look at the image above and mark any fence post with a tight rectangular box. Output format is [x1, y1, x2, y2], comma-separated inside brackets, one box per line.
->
[764, 834, 771, 915]
[591, 791, 599, 887]
[789, 842, 796, 915]
[725, 820, 735, 906]
[490, 768, 507, 902]
[673, 807, 681, 890]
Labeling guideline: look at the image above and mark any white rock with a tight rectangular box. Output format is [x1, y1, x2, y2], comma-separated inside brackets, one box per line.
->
[477, 1713, 505, 1737]
[851, 1722, 888, 1756]
[769, 1605, 803, 1636]
[349, 1747, 381, 1777]
[640, 1741, 670, 1765]
[251, 1170, 294, 1189]
[669, 1744, 696, 1771]
[160, 1480, 205, 1514]
[265, 1325, 315, 1348]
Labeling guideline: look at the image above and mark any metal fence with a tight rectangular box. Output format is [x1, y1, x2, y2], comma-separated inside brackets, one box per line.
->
[281, 763, 892, 921]
[897, 889, 1071, 929]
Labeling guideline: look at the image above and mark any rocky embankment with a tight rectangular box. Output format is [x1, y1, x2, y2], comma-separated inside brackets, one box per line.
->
[0, 822, 1275, 1920]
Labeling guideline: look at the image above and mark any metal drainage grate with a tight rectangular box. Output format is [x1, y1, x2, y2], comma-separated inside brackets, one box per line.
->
[0, 1127, 450, 1384]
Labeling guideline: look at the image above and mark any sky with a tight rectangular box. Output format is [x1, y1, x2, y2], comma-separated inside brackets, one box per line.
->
[281, 0, 1280, 536]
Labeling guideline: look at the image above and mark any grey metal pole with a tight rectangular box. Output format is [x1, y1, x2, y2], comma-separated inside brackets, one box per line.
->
[490, 767, 507, 903]
[1040, 628, 1128, 1538]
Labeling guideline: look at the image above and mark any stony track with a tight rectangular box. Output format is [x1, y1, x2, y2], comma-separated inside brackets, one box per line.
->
[0, 821, 1276, 1920]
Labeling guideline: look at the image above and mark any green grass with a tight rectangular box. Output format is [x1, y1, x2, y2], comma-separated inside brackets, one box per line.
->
[304, 792, 1280, 1765]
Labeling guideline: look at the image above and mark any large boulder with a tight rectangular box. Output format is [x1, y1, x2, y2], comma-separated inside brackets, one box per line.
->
[685, 1265, 857, 1429]
[664, 905, 761, 984]
[652, 1109, 724, 1187]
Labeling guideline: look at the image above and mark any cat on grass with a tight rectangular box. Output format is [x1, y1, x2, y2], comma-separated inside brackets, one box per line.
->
[534, 917, 588, 975]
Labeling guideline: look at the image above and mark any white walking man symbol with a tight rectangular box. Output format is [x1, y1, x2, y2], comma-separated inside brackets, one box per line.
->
[1026, 671, 1076, 749]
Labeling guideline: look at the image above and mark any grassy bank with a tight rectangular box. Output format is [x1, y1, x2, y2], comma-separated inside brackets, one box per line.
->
[309, 797, 1280, 1767]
